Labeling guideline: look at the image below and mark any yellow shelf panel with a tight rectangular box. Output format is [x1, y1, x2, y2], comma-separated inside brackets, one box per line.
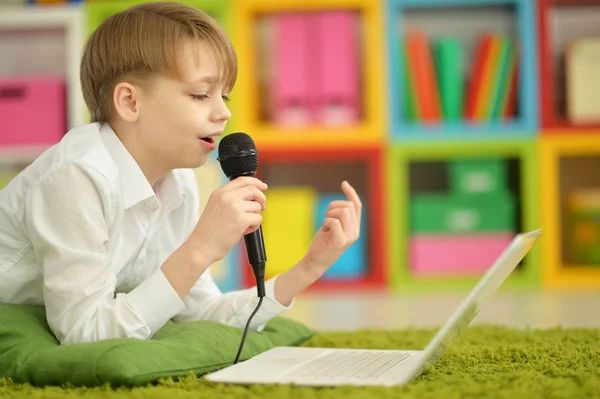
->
[545, 266, 600, 290]
[231, 0, 385, 147]
[232, 124, 384, 150]
[540, 133, 600, 289]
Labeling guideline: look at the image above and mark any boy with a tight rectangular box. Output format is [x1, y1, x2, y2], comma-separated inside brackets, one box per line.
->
[0, 2, 362, 345]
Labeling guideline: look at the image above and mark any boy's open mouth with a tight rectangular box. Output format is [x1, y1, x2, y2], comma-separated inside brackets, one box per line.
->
[199, 137, 215, 144]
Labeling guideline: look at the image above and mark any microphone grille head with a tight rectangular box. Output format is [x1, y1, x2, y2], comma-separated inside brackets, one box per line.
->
[217, 132, 259, 178]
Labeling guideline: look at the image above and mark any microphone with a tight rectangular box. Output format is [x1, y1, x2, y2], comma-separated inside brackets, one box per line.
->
[217, 132, 266, 298]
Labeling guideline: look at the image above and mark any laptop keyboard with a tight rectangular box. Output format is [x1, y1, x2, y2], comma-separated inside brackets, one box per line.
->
[285, 351, 411, 382]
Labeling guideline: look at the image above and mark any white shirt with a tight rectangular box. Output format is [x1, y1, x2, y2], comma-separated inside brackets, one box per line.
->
[0, 122, 290, 345]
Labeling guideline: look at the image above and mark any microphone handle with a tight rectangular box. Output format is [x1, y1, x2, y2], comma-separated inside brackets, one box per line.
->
[243, 226, 266, 298]
[228, 173, 267, 298]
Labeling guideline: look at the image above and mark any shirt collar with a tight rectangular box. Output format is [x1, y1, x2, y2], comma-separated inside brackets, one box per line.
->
[99, 123, 185, 210]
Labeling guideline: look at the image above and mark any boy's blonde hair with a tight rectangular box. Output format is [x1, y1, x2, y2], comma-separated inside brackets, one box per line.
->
[80, 1, 237, 123]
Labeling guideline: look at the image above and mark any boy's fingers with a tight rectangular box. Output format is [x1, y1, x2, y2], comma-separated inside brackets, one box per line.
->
[232, 186, 267, 209]
[242, 201, 263, 213]
[341, 181, 362, 222]
[224, 176, 268, 191]
[325, 207, 355, 237]
[322, 218, 347, 247]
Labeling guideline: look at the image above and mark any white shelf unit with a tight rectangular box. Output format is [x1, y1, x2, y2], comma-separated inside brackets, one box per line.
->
[0, 5, 86, 164]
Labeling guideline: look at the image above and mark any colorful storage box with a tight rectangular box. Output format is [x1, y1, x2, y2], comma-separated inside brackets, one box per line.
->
[262, 186, 317, 279]
[567, 189, 600, 265]
[449, 158, 507, 196]
[315, 193, 367, 280]
[409, 233, 514, 275]
[0, 77, 66, 146]
[410, 193, 515, 233]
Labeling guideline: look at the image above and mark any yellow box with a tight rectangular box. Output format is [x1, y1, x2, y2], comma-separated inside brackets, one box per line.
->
[263, 186, 317, 278]
[540, 133, 600, 290]
[230, 0, 385, 150]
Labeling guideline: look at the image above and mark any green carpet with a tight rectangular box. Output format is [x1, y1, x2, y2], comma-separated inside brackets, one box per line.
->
[1, 325, 599, 398]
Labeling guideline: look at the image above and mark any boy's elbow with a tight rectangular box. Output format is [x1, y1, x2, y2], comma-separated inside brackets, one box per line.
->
[50, 311, 152, 345]
[58, 323, 151, 345]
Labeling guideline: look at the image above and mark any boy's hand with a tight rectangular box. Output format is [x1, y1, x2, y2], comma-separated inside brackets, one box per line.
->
[303, 181, 362, 277]
[189, 177, 268, 266]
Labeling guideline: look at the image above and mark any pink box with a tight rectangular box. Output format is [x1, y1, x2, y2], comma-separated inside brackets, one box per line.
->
[272, 14, 311, 125]
[311, 11, 360, 124]
[0, 76, 66, 146]
[409, 233, 514, 276]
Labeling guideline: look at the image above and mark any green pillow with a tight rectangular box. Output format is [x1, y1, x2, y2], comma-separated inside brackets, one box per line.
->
[0, 303, 316, 387]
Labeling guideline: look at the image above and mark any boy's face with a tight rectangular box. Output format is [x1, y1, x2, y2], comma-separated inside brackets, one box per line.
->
[134, 38, 232, 171]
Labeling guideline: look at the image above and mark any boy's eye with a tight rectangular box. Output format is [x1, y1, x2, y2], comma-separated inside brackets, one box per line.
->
[191, 94, 209, 100]
[222, 95, 231, 102]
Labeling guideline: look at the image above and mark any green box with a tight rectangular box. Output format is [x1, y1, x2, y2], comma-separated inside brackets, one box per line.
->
[567, 189, 600, 265]
[449, 158, 507, 196]
[410, 193, 515, 233]
[0, 172, 18, 190]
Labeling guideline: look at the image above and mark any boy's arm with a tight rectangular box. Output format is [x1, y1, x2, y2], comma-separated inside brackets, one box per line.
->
[27, 163, 188, 345]
[171, 264, 292, 331]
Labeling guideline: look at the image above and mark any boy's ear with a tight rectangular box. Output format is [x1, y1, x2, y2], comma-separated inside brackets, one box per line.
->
[113, 82, 139, 123]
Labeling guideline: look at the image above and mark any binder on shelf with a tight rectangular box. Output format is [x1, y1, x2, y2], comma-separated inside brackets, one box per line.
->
[405, 30, 441, 124]
[493, 39, 517, 121]
[434, 37, 463, 122]
[315, 193, 367, 280]
[566, 39, 600, 123]
[473, 35, 502, 121]
[0, 76, 66, 147]
[488, 37, 513, 121]
[262, 187, 317, 279]
[464, 34, 493, 121]
[402, 41, 419, 122]
[272, 13, 311, 126]
[312, 11, 361, 125]
[501, 52, 519, 120]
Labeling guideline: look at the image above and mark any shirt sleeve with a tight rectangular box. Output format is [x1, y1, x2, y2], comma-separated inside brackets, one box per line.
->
[25, 162, 186, 345]
[171, 268, 293, 331]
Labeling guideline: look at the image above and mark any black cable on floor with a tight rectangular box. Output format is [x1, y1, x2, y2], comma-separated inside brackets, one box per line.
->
[233, 296, 264, 364]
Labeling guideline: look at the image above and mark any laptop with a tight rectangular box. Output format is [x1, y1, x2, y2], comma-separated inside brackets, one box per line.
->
[205, 229, 541, 387]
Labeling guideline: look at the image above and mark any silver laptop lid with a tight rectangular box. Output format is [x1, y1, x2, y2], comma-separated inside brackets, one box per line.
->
[407, 229, 541, 380]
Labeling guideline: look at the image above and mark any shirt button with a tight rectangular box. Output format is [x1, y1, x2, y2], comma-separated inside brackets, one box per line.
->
[144, 198, 159, 210]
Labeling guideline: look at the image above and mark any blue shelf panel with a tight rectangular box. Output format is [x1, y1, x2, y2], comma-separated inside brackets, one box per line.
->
[214, 244, 242, 293]
[392, 130, 536, 143]
[394, 120, 535, 138]
[397, 0, 520, 7]
[386, 0, 539, 141]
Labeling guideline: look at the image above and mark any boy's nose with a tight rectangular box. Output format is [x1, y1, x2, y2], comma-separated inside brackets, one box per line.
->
[212, 101, 231, 122]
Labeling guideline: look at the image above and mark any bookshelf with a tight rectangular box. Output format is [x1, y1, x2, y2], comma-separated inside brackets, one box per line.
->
[386, 0, 538, 140]
[248, 145, 387, 291]
[388, 138, 540, 291]
[6, 0, 600, 292]
[0, 5, 86, 163]
[231, 0, 385, 150]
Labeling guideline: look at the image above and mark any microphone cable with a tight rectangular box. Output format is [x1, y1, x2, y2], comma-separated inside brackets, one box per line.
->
[233, 271, 266, 364]
[233, 295, 264, 364]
